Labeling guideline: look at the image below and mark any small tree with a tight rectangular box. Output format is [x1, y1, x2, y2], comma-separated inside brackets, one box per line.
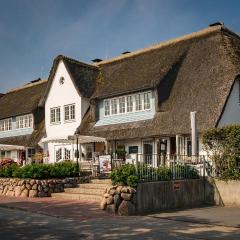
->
[202, 125, 240, 179]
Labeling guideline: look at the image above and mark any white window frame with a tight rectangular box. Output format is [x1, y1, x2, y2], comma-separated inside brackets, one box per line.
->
[16, 114, 33, 129]
[0, 118, 12, 132]
[64, 104, 75, 122]
[50, 107, 61, 124]
[103, 91, 152, 117]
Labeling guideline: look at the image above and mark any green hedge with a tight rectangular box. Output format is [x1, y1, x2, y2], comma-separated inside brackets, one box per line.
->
[110, 164, 199, 188]
[0, 161, 80, 179]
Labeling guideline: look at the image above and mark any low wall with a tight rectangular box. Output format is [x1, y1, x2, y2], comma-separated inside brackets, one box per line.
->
[0, 177, 88, 198]
[206, 178, 240, 207]
[137, 179, 205, 214]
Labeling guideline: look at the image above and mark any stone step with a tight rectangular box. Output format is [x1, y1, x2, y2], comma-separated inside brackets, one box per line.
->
[64, 187, 105, 195]
[78, 183, 109, 190]
[90, 179, 112, 184]
[51, 192, 103, 202]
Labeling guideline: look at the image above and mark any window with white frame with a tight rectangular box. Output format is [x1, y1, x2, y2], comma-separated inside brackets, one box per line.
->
[104, 100, 110, 116]
[16, 114, 33, 129]
[119, 97, 126, 113]
[64, 148, 71, 160]
[56, 148, 62, 162]
[127, 96, 133, 112]
[135, 94, 142, 111]
[144, 92, 151, 110]
[111, 99, 117, 115]
[50, 107, 61, 124]
[0, 118, 12, 132]
[64, 104, 75, 121]
[103, 91, 152, 117]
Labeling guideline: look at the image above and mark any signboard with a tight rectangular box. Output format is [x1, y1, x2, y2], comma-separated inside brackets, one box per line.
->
[99, 155, 112, 174]
[173, 181, 180, 191]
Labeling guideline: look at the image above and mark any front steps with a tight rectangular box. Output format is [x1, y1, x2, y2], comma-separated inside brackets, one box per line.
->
[51, 179, 111, 203]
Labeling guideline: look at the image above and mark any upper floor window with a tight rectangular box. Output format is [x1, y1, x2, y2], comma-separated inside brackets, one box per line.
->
[103, 91, 152, 117]
[0, 118, 12, 132]
[50, 107, 61, 124]
[119, 97, 126, 114]
[64, 104, 75, 122]
[111, 99, 117, 115]
[104, 100, 110, 116]
[16, 114, 33, 129]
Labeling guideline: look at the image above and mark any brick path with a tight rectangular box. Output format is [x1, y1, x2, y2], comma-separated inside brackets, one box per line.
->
[0, 195, 113, 221]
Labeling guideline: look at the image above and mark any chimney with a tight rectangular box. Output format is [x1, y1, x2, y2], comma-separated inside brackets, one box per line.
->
[209, 22, 224, 27]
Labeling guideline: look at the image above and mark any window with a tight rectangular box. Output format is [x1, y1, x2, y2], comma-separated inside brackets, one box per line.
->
[64, 104, 75, 121]
[119, 97, 125, 113]
[50, 107, 61, 124]
[64, 148, 71, 160]
[127, 96, 133, 112]
[135, 94, 142, 111]
[129, 146, 138, 154]
[16, 114, 33, 129]
[111, 99, 117, 115]
[104, 100, 110, 116]
[56, 148, 62, 162]
[144, 92, 151, 110]
[0, 118, 12, 132]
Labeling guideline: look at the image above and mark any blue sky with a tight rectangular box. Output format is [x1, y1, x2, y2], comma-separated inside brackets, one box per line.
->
[0, 0, 240, 92]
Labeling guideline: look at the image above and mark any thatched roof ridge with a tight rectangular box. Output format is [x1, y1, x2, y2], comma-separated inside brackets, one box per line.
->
[0, 79, 47, 120]
[77, 25, 240, 140]
[39, 55, 99, 106]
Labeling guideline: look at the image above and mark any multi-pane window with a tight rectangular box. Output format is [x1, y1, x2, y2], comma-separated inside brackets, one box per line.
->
[111, 99, 117, 115]
[104, 100, 110, 116]
[127, 96, 133, 112]
[103, 91, 151, 117]
[64, 104, 75, 121]
[64, 148, 71, 160]
[16, 114, 33, 129]
[50, 107, 61, 124]
[0, 118, 12, 132]
[119, 97, 126, 114]
[56, 148, 62, 162]
[144, 92, 151, 110]
[135, 94, 142, 111]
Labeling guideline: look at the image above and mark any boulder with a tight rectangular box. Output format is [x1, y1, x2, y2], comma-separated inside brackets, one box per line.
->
[106, 204, 115, 214]
[121, 193, 132, 201]
[100, 198, 107, 210]
[118, 200, 136, 216]
[106, 196, 113, 205]
[20, 189, 29, 198]
[32, 184, 38, 190]
[30, 180, 36, 186]
[104, 193, 110, 198]
[14, 186, 22, 197]
[116, 186, 123, 193]
[109, 189, 116, 195]
[26, 184, 31, 190]
[29, 190, 38, 198]
[121, 187, 129, 193]
[113, 194, 122, 210]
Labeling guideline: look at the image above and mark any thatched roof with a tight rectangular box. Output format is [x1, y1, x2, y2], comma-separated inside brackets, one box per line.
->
[39, 55, 99, 106]
[77, 25, 240, 140]
[0, 80, 47, 147]
[0, 94, 4, 98]
[0, 79, 47, 120]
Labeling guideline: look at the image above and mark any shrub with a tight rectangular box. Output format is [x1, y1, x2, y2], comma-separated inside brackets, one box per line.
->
[0, 158, 16, 167]
[0, 161, 79, 179]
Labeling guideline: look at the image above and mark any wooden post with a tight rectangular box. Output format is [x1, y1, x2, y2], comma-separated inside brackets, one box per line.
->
[190, 111, 197, 156]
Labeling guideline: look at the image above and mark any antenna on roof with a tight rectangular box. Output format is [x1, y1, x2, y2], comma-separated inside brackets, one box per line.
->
[91, 58, 102, 63]
[209, 22, 224, 27]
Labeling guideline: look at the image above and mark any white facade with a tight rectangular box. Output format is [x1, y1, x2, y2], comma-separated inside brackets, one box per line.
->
[44, 60, 90, 163]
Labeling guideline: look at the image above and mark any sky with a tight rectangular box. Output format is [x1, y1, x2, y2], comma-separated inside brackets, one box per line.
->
[0, 0, 240, 92]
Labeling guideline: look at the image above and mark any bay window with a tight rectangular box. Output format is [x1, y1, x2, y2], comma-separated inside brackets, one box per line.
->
[16, 114, 33, 129]
[0, 118, 12, 132]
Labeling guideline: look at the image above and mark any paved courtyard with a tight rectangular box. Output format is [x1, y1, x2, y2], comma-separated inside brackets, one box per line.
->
[0, 196, 239, 239]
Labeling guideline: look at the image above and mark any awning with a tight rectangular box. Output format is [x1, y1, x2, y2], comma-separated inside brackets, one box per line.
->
[68, 135, 107, 144]
[0, 144, 25, 151]
[41, 135, 106, 144]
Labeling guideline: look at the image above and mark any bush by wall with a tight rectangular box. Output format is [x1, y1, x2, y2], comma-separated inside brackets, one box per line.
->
[202, 125, 240, 180]
[0, 161, 81, 179]
[110, 163, 199, 188]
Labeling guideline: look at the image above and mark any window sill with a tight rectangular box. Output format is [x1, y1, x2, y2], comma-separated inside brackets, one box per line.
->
[50, 122, 61, 126]
[64, 119, 76, 124]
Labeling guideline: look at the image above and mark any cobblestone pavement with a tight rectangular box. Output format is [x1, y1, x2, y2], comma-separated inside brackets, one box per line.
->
[0, 196, 240, 239]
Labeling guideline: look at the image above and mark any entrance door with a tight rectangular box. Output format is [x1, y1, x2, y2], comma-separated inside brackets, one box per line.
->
[143, 142, 153, 164]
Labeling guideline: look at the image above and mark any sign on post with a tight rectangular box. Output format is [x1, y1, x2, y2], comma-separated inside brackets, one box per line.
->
[99, 155, 112, 174]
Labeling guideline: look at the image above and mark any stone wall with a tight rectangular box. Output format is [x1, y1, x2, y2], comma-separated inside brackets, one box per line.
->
[100, 185, 137, 216]
[0, 177, 88, 198]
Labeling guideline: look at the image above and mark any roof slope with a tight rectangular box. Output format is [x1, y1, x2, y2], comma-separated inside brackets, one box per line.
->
[78, 25, 240, 140]
[0, 80, 47, 120]
[39, 55, 99, 106]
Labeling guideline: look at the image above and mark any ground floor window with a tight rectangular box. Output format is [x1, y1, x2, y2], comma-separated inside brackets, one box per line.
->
[129, 146, 138, 154]
[55, 147, 71, 162]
